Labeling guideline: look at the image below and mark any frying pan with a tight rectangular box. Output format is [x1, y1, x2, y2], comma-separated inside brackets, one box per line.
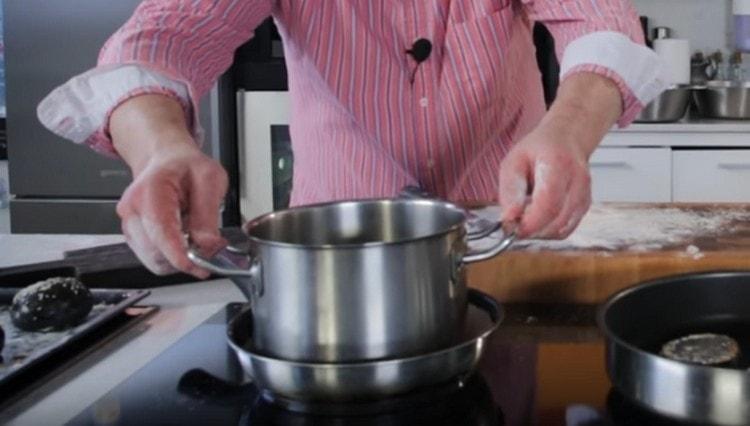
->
[598, 271, 750, 425]
[226, 289, 502, 401]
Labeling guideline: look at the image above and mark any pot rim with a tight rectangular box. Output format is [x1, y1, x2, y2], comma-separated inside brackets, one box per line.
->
[596, 270, 750, 374]
[241, 197, 471, 249]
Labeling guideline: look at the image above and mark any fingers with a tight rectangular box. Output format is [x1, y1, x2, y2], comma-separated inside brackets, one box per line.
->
[117, 173, 211, 279]
[185, 161, 229, 257]
[518, 160, 591, 239]
[536, 176, 590, 239]
[137, 184, 211, 279]
[559, 200, 591, 238]
[517, 160, 571, 238]
[498, 152, 531, 226]
[121, 216, 178, 276]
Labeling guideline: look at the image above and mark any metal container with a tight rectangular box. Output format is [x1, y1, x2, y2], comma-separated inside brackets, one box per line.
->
[189, 198, 513, 363]
[226, 289, 502, 401]
[598, 271, 750, 425]
[693, 80, 750, 119]
[634, 85, 691, 123]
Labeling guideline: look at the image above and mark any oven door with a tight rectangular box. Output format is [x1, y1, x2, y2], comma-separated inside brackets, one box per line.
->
[236, 90, 292, 222]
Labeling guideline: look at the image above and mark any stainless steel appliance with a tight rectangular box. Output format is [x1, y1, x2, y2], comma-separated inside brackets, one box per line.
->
[3, 0, 239, 233]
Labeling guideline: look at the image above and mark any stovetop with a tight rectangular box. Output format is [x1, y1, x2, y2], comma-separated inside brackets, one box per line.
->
[66, 303, 690, 426]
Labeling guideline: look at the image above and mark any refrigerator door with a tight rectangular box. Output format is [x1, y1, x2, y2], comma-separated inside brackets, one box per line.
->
[3, 1, 236, 233]
[4, 0, 143, 197]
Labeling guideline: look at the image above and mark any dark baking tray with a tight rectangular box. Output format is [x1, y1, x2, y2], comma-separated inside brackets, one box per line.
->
[0, 286, 150, 386]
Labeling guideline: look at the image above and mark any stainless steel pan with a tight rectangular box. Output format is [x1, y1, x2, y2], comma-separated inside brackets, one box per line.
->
[226, 289, 502, 401]
[189, 197, 514, 363]
[598, 271, 750, 425]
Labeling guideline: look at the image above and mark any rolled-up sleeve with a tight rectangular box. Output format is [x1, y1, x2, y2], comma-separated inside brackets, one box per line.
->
[521, 0, 666, 126]
[38, 0, 274, 156]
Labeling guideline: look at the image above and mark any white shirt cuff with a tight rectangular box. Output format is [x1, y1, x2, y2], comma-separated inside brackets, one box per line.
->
[559, 31, 668, 106]
[37, 64, 190, 144]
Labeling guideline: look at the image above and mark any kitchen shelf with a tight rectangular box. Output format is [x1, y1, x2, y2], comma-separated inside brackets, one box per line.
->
[613, 118, 750, 134]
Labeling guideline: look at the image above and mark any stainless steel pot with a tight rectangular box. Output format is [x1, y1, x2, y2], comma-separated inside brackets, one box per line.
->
[693, 80, 750, 119]
[189, 198, 514, 363]
[634, 85, 691, 123]
[226, 289, 502, 401]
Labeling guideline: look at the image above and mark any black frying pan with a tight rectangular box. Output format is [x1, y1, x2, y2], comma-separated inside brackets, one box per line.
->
[598, 271, 750, 425]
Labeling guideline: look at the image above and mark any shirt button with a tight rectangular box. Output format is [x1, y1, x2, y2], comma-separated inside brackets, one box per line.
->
[427, 158, 435, 168]
[419, 97, 428, 108]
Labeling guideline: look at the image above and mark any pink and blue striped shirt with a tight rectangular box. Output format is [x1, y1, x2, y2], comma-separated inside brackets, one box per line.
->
[38, 0, 664, 206]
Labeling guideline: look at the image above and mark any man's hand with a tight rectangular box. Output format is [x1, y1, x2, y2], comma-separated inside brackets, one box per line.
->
[111, 95, 227, 278]
[499, 73, 623, 239]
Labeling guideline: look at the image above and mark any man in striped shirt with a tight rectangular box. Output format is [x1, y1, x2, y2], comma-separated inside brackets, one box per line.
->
[39, 0, 664, 277]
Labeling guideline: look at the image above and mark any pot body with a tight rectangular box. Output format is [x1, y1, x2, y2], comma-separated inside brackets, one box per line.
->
[230, 199, 473, 362]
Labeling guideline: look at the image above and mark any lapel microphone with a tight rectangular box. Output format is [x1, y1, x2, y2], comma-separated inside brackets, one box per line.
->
[407, 38, 432, 83]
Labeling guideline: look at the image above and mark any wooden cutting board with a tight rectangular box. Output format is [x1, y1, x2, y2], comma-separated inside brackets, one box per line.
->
[467, 203, 750, 304]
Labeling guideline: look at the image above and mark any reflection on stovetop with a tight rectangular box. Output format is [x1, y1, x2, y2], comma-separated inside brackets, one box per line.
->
[67, 303, 693, 426]
[177, 367, 503, 425]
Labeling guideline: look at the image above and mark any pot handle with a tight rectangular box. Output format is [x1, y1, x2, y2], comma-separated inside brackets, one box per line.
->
[462, 225, 517, 264]
[187, 246, 263, 300]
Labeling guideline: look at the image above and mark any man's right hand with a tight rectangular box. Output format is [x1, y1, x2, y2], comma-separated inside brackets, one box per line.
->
[110, 94, 228, 278]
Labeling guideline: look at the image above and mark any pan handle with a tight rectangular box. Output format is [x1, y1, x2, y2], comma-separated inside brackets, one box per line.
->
[187, 246, 263, 300]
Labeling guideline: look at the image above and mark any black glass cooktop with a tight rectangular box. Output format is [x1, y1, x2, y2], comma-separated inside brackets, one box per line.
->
[67, 303, 689, 425]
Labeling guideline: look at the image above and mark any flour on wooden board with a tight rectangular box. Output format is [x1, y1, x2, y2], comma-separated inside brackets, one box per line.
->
[472, 204, 750, 252]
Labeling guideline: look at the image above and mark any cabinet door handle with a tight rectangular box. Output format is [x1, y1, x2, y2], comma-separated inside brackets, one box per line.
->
[718, 163, 750, 170]
[590, 161, 629, 168]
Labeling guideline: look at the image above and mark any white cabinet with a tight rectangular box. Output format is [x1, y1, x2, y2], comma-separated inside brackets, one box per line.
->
[600, 123, 750, 202]
[590, 147, 672, 202]
[673, 150, 750, 202]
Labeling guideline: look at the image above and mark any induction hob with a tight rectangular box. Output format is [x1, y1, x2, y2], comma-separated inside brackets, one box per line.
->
[67, 304, 689, 425]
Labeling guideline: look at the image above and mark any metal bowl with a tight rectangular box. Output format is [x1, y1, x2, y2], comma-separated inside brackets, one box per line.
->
[227, 289, 502, 402]
[634, 85, 691, 123]
[693, 80, 750, 119]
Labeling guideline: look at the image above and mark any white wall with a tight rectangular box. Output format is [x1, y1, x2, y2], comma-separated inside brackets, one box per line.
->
[632, 0, 732, 54]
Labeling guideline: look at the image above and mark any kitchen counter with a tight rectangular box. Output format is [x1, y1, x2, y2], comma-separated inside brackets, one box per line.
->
[0, 234, 126, 269]
[612, 117, 750, 134]
[470, 203, 750, 303]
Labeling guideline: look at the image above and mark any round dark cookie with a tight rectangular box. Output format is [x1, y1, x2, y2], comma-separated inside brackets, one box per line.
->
[11, 277, 94, 332]
[660, 333, 740, 366]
